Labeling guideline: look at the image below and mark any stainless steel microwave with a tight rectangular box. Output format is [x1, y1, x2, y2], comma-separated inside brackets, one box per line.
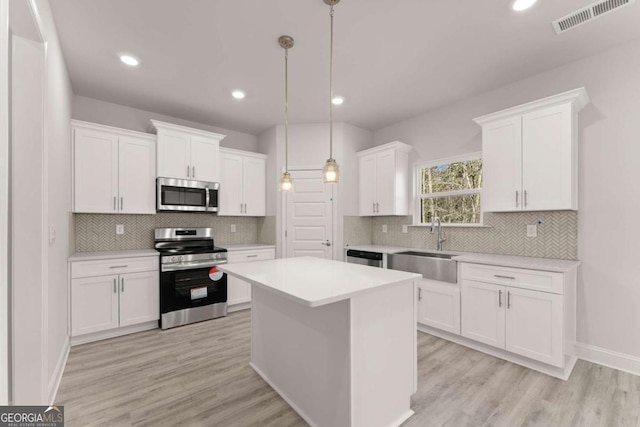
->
[157, 178, 219, 213]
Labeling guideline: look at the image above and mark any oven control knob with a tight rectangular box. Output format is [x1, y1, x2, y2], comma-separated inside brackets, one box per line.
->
[171, 256, 178, 263]
[210, 254, 216, 259]
[179, 256, 185, 262]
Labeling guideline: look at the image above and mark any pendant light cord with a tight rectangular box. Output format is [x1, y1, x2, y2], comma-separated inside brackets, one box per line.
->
[284, 46, 289, 172]
[329, 5, 335, 160]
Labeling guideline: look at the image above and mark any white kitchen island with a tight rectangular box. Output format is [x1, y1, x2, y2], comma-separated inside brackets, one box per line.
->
[218, 256, 421, 427]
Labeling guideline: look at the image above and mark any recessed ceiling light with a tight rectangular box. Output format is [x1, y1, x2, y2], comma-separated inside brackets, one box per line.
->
[512, 0, 537, 11]
[232, 90, 246, 100]
[332, 96, 345, 106]
[119, 55, 139, 67]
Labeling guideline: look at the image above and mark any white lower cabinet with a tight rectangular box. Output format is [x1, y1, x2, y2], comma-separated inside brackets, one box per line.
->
[417, 279, 460, 335]
[227, 248, 275, 308]
[460, 263, 569, 369]
[70, 255, 159, 343]
[460, 281, 505, 348]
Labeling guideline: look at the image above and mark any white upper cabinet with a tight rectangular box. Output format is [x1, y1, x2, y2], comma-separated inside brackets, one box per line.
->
[150, 120, 225, 182]
[357, 141, 412, 216]
[474, 88, 589, 212]
[218, 148, 266, 216]
[73, 121, 156, 214]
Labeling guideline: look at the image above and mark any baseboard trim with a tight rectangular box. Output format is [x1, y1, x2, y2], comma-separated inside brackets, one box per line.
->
[70, 321, 158, 346]
[228, 302, 251, 313]
[418, 324, 576, 380]
[47, 336, 70, 404]
[389, 409, 415, 427]
[575, 343, 640, 377]
[250, 362, 319, 427]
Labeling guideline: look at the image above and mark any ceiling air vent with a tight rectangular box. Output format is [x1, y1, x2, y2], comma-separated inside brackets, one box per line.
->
[552, 0, 636, 34]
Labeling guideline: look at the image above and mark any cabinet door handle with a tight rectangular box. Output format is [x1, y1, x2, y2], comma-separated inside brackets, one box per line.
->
[376, 202, 379, 213]
[498, 289, 502, 307]
[372, 203, 375, 213]
[515, 191, 519, 207]
[524, 190, 528, 208]
[494, 275, 515, 280]
[418, 287, 422, 301]
[192, 166, 196, 178]
[507, 291, 511, 309]
[120, 197, 123, 211]
[246, 255, 258, 258]
[113, 278, 117, 294]
[121, 277, 124, 292]
[113, 196, 117, 211]
[109, 265, 129, 269]
[240, 203, 243, 214]
[187, 165, 190, 178]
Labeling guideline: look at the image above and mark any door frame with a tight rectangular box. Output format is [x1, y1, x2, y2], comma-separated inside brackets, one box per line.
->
[0, 0, 10, 406]
[280, 166, 339, 260]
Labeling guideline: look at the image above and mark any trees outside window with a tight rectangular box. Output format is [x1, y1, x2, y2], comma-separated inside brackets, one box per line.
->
[417, 155, 483, 225]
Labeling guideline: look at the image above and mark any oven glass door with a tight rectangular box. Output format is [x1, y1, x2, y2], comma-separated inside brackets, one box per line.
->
[161, 185, 207, 209]
[160, 266, 227, 314]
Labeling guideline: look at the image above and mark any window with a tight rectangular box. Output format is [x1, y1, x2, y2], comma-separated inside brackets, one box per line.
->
[415, 153, 483, 225]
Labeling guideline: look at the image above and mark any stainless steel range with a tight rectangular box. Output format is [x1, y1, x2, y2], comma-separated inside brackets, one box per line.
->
[155, 227, 228, 329]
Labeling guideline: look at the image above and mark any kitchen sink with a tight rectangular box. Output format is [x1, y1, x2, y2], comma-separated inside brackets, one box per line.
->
[387, 251, 457, 284]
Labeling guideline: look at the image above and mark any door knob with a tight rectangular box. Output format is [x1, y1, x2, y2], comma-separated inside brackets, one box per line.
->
[321, 240, 332, 247]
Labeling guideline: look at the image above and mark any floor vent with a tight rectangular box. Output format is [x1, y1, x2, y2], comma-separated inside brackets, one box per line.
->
[552, 0, 636, 34]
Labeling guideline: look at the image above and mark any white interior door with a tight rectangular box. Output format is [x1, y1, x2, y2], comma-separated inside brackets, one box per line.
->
[285, 170, 334, 259]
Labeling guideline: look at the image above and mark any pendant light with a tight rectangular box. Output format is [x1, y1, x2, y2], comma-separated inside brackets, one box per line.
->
[322, 0, 341, 183]
[278, 35, 295, 192]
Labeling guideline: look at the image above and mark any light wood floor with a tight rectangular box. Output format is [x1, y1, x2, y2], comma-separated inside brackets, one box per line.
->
[57, 310, 640, 427]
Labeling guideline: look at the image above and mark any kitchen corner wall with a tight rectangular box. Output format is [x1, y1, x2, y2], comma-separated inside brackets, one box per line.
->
[74, 214, 270, 252]
[345, 211, 577, 260]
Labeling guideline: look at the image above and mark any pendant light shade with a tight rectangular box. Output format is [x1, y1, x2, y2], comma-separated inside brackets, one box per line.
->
[322, 0, 341, 184]
[278, 35, 295, 192]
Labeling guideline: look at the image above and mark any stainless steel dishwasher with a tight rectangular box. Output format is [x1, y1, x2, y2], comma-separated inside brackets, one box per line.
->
[346, 250, 383, 268]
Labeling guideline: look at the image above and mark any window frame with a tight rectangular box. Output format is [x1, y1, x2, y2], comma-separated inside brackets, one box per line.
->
[413, 152, 484, 227]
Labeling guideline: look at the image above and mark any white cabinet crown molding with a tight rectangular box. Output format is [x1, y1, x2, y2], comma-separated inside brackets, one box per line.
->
[71, 119, 155, 141]
[220, 146, 267, 159]
[148, 119, 226, 141]
[356, 140, 413, 157]
[473, 87, 590, 126]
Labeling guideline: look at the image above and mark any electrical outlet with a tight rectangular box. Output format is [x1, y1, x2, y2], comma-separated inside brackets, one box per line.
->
[527, 224, 537, 237]
[402, 225, 409, 234]
[116, 224, 124, 235]
[230, 224, 237, 233]
[382, 224, 388, 233]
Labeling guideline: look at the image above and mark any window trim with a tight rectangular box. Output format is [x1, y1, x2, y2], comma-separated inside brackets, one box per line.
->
[413, 152, 483, 226]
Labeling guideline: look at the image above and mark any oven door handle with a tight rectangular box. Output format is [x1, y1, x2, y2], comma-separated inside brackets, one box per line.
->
[162, 260, 228, 272]
[205, 187, 210, 211]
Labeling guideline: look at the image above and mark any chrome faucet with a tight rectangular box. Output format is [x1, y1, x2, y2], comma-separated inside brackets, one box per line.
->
[430, 217, 445, 251]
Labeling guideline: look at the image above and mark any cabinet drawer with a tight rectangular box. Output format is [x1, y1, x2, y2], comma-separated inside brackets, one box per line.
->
[228, 249, 275, 263]
[460, 263, 563, 295]
[71, 257, 158, 279]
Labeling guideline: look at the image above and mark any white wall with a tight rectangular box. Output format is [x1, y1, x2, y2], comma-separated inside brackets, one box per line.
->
[8, 0, 73, 404]
[35, 0, 74, 403]
[73, 95, 259, 152]
[373, 38, 640, 366]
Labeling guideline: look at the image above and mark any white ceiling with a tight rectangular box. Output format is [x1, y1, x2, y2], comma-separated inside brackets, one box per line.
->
[50, 0, 640, 135]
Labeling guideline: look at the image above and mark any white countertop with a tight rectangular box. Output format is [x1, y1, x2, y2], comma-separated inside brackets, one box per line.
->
[218, 256, 420, 308]
[69, 249, 159, 262]
[454, 253, 580, 273]
[221, 244, 276, 251]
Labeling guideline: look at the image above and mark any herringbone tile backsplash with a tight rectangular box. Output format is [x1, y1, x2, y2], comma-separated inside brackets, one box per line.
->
[346, 211, 577, 260]
[74, 214, 263, 252]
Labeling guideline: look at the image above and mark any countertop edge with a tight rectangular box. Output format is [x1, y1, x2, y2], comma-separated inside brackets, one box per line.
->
[454, 255, 580, 273]
[69, 249, 159, 262]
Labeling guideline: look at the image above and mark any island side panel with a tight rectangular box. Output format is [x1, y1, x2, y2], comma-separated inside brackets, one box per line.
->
[250, 285, 351, 427]
[350, 280, 416, 427]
